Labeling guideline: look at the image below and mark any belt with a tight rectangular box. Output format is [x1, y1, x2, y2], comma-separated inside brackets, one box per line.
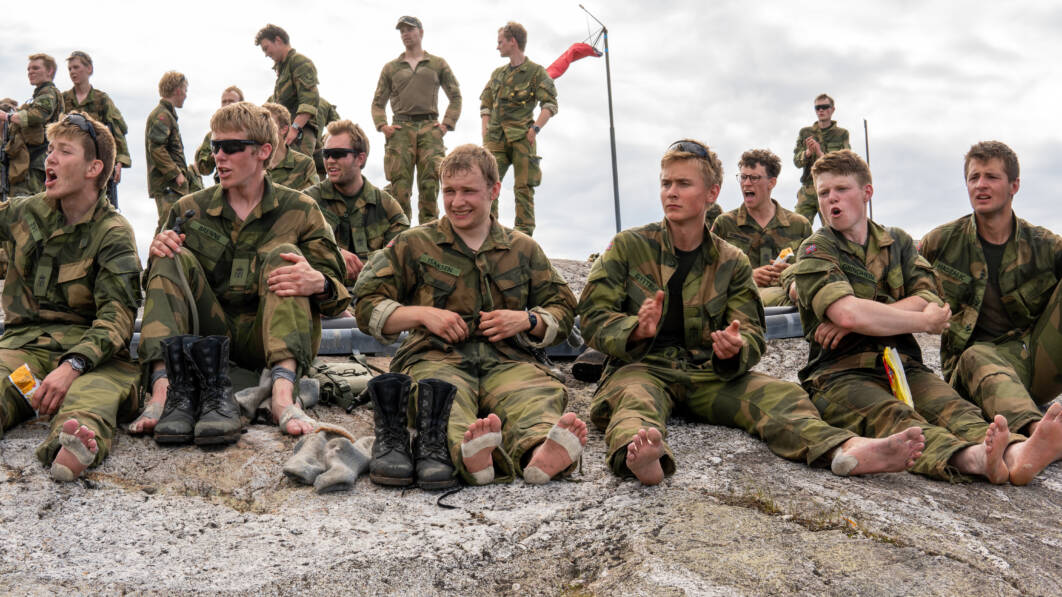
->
[393, 113, 436, 123]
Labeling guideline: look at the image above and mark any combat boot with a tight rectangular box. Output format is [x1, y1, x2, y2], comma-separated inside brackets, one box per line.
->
[187, 335, 242, 446]
[154, 335, 199, 445]
[367, 373, 414, 487]
[413, 378, 458, 490]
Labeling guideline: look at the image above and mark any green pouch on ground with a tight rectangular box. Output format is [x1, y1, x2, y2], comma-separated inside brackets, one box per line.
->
[310, 356, 376, 411]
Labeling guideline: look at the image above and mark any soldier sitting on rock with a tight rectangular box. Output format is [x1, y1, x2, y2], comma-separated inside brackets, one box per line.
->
[577, 139, 925, 486]
[0, 112, 141, 481]
[129, 101, 349, 442]
[355, 144, 587, 488]
[787, 149, 1062, 484]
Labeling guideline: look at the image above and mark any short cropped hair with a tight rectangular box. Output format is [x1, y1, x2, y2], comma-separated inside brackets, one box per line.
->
[211, 101, 278, 153]
[255, 24, 289, 45]
[738, 149, 781, 179]
[29, 53, 57, 78]
[262, 102, 290, 132]
[158, 71, 187, 98]
[661, 139, 723, 188]
[964, 140, 1019, 183]
[815, 93, 835, 107]
[67, 50, 93, 71]
[223, 85, 245, 101]
[325, 119, 370, 157]
[441, 144, 500, 188]
[47, 111, 116, 190]
[811, 149, 872, 187]
[500, 22, 527, 51]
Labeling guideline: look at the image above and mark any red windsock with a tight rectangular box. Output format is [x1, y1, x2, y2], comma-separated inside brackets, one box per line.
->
[546, 42, 602, 79]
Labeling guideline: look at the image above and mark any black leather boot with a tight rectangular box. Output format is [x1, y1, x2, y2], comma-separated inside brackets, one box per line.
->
[187, 335, 242, 446]
[368, 373, 414, 487]
[414, 378, 457, 490]
[154, 335, 199, 445]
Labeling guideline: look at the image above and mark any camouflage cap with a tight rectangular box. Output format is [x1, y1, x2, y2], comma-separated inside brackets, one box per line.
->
[395, 16, 422, 29]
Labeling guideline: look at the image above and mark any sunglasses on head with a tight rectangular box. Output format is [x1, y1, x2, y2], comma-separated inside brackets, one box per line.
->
[210, 139, 259, 155]
[815, 104, 832, 111]
[322, 148, 359, 160]
[63, 113, 99, 160]
[667, 140, 709, 160]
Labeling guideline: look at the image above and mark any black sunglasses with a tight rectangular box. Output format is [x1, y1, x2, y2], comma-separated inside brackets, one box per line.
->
[210, 139, 259, 155]
[668, 140, 709, 160]
[64, 113, 99, 160]
[815, 104, 833, 111]
[322, 148, 359, 160]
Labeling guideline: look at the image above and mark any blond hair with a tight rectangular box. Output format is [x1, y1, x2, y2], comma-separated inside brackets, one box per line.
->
[441, 144, 499, 188]
[47, 111, 116, 191]
[811, 149, 872, 187]
[211, 101, 278, 153]
[158, 71, 187, 98]
[661, 139, 723, 188]
[28, 53, 57, 78]
[324, 119, 369, 156]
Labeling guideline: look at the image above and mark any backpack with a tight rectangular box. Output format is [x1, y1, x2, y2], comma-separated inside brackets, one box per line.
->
[309, 354, 378, 411]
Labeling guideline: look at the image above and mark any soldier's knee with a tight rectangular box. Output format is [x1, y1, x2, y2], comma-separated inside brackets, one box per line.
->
[262, 243, 302, 266]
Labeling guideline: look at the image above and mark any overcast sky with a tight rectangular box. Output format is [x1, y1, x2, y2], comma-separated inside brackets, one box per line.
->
[2, 0, 1058, 263]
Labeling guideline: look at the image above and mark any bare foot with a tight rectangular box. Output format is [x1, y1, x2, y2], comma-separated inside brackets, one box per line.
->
[51, 418, 98, 481]
[834, 427, 925, 475]
[273, 378, 313, 436]
[461, 413, 502, 475]
[129, 378, 168, 435]
[525, 412, 588, 483]
[1005, 403, 1062, 486]
[625, 427, 665, 486]
[951, 415, 1010, 484]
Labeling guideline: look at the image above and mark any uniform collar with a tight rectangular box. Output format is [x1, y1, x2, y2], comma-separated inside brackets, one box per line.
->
[735, 198, 786, 228]
[435, 216, 511, 252]
[658, 218, 717, 265]
[274, 48, 297, 72]
[204, 174, 278, 218]
[965, 211, 1019, 245]
[159, 99, 177, 120]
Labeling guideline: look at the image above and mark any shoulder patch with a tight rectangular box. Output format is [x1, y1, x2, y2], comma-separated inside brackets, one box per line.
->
[805, 244, 817, 255]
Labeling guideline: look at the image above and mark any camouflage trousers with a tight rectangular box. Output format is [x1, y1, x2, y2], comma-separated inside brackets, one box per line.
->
[794, 184, 821, 227]
[759, 286, 791, 307]
[0, 336, 139, 468]
[383, 119, 444, 224]
[289, 125, 317, 161]
[138, 243, 321, 384]
[805, 363, 1025, 482]
[405, 355, 570, 485]
[485, 135, 541, 236]
[951, 278, 1062, 433]
[152, 189, 184, 236]
[591, 349, 855, 478]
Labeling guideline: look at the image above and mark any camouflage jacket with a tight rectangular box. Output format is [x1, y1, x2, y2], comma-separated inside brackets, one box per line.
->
[62, 87, 132, 167]
[704, 202, 723, 229]
[577, 220, 766, 380]
[268, 148, 319, 191]
[371, 52, 462, 130]
[270, 49, 319, 125]
[315, 97, 340, 143]
[354, 216, 576, 373]
[145, 99, 192, 197]
[194, 131, 214, 178]
[0, 190, 140, 368]
[12, 81, 63, 149]
[711, 200, 812, 279]
[156, 176, 349, 317]
[790, 221, 943, 383]
[919, 213, 1062, 379]
[305, 177, 409, 260]
[792, 121, 850, 186]
[480, 59, 558, 143]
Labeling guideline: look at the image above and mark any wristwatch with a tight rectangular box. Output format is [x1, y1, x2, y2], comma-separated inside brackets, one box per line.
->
[532, 125, 541, 134]
[63, 354, 88, 375]
[290, 123, 302, 131]
[527, 310, 538, 331]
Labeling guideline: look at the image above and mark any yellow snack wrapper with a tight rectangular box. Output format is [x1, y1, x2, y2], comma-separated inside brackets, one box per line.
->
[9, 363, 41, 407]
[883, 347, 914, 408]
[773, 247, 794, 266]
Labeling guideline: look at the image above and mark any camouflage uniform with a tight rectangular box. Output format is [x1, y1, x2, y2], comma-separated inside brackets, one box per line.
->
[711, 199, 812, 306]
[703, 202, 723, 230]
[920, 214, 1062, 432]
[269, 48, 320, 157]
[5, 81, 64, 197]
[305, 177, 409, 263]
[139, 176, 350, 383]
[62, 87, 132, 170]
[354, 216, 577, 484]
[480, 59, 558, 236]
[268, 148, 319, 191]
[371, 53, 462, 224]
[792, 121, 849, 224]
[145, 99, 195, 232]
[791, 222, 1022, 482]
[312, 97, 340, 178]
[0, 191, 141, 468]
[577, 220, 857, 477]
[194, 131, 217, 182]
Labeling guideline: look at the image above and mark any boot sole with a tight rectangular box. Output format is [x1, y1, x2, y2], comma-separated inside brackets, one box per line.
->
[194, 431, 241, 446]
[418, 477, 458, 491]
[370, 473, 415, 487]
[154, 433, 194, 445]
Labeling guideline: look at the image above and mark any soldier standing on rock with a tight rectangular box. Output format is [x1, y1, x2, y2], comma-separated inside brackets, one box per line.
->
[145, 71, 199, 233]
[792, 93, 849, 226]
[577, 139, 925, 486]
[256, 24, 321, 159]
